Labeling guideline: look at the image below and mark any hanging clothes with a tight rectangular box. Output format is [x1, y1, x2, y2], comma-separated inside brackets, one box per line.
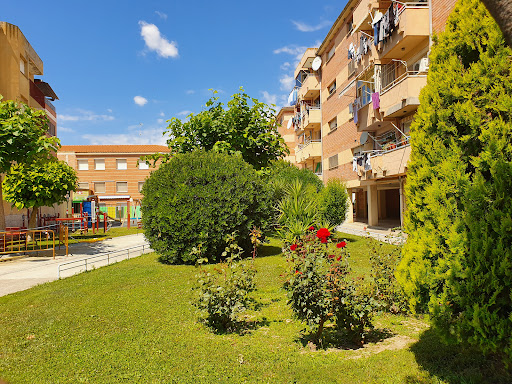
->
[371, 92, 380, 109]
[374, 65, 382, 93]
[373, 21, 380, 46]
[353, 99, 360, 125]
[352, 157, 358, 172]
[364, 154, 372, 171]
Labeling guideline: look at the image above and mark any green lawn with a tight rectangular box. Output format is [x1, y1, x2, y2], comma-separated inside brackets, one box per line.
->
[0, 234, 509, 383]
[67, 227, 143, 244]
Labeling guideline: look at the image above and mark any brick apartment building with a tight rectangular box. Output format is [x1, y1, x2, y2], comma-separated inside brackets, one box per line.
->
[279, 0, 457, 227]
[0, 21, 60, 227]
[57, 145, 170, 221]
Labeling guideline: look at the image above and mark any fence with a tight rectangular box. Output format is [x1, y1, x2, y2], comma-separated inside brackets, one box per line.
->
[57, 243, 151, 279]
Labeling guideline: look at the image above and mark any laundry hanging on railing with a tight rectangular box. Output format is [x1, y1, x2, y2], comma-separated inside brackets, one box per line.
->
[352, 153, 372, 174]
[372, 3, 400, 48]
[371, 92, 380, 109]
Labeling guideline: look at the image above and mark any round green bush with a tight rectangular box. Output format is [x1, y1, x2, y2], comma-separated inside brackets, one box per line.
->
[141, 150, 271, 264]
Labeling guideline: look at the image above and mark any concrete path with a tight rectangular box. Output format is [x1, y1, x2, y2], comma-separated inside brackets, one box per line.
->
[0, 233, 151, 298]
[337, 221, 406, 244]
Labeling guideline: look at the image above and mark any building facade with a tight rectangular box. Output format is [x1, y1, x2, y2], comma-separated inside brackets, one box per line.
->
[279, 0, 457, 228]
[1, 21, 60, 227]
[58, 145, 170, 221]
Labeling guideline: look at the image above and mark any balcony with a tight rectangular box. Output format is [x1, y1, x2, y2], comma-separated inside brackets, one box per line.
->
[300, 107, 321, 131]
[298, 74, 321, 100]
[380, 72, 426, 118]
[379, 4, 430, 60]
[370, 142, 411, 178]
[356, 71, 426, 131]
[295, 140, 322, 164]
[356, 139, 411, 180]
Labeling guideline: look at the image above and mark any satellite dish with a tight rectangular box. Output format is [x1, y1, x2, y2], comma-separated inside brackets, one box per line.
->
[312, 56, 322, 71]
[287, 118, 293, 129]
[360, 131, 368, 145]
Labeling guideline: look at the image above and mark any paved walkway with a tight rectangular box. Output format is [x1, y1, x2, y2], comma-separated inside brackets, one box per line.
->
[0, 233, 151, 297]
[337, 221, 406, 244]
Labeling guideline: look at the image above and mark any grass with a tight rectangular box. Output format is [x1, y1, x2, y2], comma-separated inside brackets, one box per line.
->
[67, 227, 142, 244]
[0, 234, 509, 383]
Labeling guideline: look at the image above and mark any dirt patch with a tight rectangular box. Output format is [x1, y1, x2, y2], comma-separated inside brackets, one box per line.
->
[342, 335, 417, 359]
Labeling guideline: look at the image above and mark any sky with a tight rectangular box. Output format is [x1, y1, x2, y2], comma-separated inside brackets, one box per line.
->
[3, 1, 347, 146]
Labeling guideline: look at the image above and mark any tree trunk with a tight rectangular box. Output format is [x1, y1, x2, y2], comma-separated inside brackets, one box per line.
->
[28, 207, 38, 229]
[481, 0, 512, 47]
[0, 175, 6, 230]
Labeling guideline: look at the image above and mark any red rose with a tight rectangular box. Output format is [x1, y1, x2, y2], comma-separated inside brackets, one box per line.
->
[308, 226, 315, 231]
[321, 237, 328, 243]
[328, 254, 335, 259]
[337, 255, 342, 261]
[290, 244, 298, 251]
[336, 241, 347, 248]
[316, 228, 331, 240]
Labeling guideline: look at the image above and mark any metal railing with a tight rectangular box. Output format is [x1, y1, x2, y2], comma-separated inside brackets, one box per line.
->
[57, 243, 151, 279]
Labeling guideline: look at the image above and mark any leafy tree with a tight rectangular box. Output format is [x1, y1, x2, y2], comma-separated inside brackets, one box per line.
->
[3, 160, 77, 228]
[0, 98, 60, 229]
[396, 0, 512, 362]
[145, 89, 288, 170]
[141, 150, 271, 264]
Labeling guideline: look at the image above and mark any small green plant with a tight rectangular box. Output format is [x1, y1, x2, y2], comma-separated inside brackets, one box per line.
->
[367, 237, 408, 314]
[283, 227, 377, 345]
[194, 233, 256, 332]
[318, 178, 349, 227]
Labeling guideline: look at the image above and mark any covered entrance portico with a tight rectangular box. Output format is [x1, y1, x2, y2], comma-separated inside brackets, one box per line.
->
[346, 177, 406, 229]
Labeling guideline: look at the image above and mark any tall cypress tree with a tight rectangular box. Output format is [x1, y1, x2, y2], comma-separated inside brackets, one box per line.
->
[396, 0, 512, 361]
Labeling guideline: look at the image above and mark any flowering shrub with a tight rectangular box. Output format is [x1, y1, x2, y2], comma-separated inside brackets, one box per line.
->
[283, 228, 377, 344]
[194, 234, 256, 332]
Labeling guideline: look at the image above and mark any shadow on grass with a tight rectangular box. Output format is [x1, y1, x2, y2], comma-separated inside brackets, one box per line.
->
[205, 317, 271, 336]
[295, 326, 395, 351]
[404, 328, 512, 384]
[257, 244, 282, 258]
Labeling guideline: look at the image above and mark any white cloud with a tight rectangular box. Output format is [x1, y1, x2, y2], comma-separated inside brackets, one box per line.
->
[157, 118, 164, 124]
[279, 75, 295, 91]
[280, 62, 291, 71]
[58, 109, 115, 122]
[291, 20, 332, 32]
[261, 91, 277, 106]
[177, 110, 192, 116]
[139, 21, 179, 58]
[134, 96, 148, 106]
[185, 89, 195, 95]
[155, 11, 168, 20]
[58, 126, 74, 133]
[82, 128, 167, 146]
[107, 108, 113, 113]
[159, 112, 165, 116]
[273, 44, 308, 60]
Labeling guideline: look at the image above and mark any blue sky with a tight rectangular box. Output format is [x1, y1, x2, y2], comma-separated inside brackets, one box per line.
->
[3, 1, 345, 145]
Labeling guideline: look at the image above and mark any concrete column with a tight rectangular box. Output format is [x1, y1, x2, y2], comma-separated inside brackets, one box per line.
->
[399, 179, 405, 227]
[367, 184, 379, 226]
[346, 190, 354, 223]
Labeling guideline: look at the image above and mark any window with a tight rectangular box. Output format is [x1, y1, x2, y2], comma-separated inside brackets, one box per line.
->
[328, 80, 337, 96]
[116, 159, 127, 170]
[77, 182, 89, 190]
[116, 182, 128, 193]
[328, 154, 339, 169]
[138, 161, 149, 170]
[138, 181, 145, 193]
[77, 159, 89, 171]
[20, 58, 26, 75]
[94, 159, 105, 170]
[327, 45, 336, 62]
[94, 182, 106, 194]
[329, 117, 338, 131]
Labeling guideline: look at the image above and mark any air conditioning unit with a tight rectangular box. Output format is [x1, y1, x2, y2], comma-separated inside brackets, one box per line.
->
[418, 57, 429, 72]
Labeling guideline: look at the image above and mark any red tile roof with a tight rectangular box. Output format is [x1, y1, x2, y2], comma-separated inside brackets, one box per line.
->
[59, 145, 170, 154]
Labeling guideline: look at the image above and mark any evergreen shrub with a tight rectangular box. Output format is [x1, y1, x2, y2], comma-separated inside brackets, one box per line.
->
[318, 178, 349, 227]
[141, 150, 271, 264]
[396, 0, 512, 362]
